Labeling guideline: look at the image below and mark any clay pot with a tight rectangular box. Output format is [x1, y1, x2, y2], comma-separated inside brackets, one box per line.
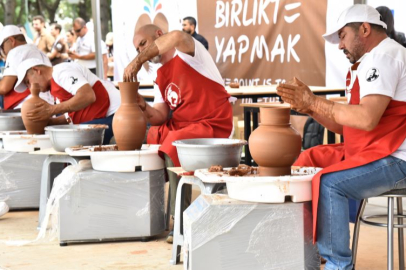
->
[249, 105, 302, 176]
[21, 83, 49, 134]
[113, 82, 147, 150]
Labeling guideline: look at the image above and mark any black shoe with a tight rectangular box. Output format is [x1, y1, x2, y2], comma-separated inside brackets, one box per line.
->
[166, 230, 173, 244]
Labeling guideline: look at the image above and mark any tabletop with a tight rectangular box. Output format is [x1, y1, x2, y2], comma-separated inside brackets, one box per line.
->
[226, 85, 345, 96]
[29, 147, 68, 156]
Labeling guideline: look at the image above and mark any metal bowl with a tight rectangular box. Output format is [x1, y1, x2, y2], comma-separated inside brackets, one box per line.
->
[44, 124, 108, 152]
[0, 113, 25, 131]
[172, 138, 247, 171]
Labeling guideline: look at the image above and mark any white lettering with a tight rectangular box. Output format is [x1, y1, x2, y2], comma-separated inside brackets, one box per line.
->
[271, 0, 280, 24]
[215, 1, 226, 28]
[215, 36, 225, 62]
[250, 35, 269, 63]
[287, 34, 300, 62]
[271, 34, 285, 63]
[223, 37, 236, 63]
[242, 0, 258, 26]
[231, 0, 243, 27]
[237, 35, 249, 62]
[258, 0, 272, 24]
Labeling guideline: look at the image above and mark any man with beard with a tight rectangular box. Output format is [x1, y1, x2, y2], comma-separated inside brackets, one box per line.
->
[124, 24, 232, 243]
[182, 17, 208, 50]
[32, 15, 55, 54]
[277, 4, 406, 270]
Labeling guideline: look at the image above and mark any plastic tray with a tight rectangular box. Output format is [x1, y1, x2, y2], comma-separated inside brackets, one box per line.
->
[0, 131, 52, 153]
[66, 144, 164, 172]
[195, 166, 322, 203]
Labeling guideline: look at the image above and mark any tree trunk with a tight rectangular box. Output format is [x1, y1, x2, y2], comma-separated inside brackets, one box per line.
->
[17, 0, 25, 24]
[39, 0, 61, 23]
[4, 0, 16, 24]
[78, 0, 89, 22]
[99, 0, 111, 39]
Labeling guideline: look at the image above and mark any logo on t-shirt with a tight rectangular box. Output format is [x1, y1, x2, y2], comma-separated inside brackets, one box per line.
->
[366, 68, 379, 82]
[70, 76, 78, 85]
[165, 83, 181, 109]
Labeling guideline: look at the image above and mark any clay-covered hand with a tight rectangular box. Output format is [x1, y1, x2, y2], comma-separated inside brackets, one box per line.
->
[136, 92, 147, 111]
[26, 101, 55, 122]
[123, 58, 142, 83]
[276, 77, 316, 112]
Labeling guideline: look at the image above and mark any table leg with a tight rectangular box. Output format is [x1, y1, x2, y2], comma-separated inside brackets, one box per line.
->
[244, 108, 252, 166]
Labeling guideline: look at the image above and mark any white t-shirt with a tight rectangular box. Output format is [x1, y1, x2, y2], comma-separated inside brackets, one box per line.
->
[73, 31, 107, 69]
[4, 44, 54, 107]
[153, 39, 224, 104]
[354, 38, 406, 160]
[53, 62, 120, 117]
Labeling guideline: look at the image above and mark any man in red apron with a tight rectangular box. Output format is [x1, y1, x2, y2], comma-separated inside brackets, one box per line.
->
[0, 25, 54, 109]
[124, 24, 233, 243]
[14, 57, 121, 144]
[277, 5, 406, 270]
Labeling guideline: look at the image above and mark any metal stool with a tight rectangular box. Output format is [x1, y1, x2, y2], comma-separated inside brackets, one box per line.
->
[352, 188, 406, 270]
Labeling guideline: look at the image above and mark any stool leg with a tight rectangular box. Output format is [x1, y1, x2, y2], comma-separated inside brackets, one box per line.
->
[388, 197, 395, 270]
[170, 178, 185, 265]
[397, 197, 405, 270]
[166, 183, 171, 231]
[38, 156, 52, 229]
[352, 199, 367, 267]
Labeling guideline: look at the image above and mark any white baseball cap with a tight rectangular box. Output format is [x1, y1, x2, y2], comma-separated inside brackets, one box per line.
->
[323, 4, 387, 44]
[15, 56, 52, 93]
[0, 25, 23, 46]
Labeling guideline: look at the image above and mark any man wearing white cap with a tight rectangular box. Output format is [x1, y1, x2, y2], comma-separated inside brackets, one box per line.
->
[14, 59, 120, 144]
[0, 25, 54, 109]
[277, 4, 406, 270]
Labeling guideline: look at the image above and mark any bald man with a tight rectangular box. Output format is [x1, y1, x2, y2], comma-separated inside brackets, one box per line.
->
[124, 24, 232, 242]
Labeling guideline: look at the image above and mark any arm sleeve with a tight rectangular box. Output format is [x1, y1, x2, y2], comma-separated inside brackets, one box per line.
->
[358, 53, 400, 99]
[54, 67, 89, 95]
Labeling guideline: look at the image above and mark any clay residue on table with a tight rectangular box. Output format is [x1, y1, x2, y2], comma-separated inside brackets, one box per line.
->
[224, 164, 258, 177]
[92, 145, 119, 152]
[86, 124, 109, 130]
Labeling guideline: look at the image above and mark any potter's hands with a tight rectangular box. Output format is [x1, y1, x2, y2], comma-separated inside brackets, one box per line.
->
[136, 92, 147, 112]
[276, 77, 316, 113]
[123, 58, 142, 82]
[26, 101, 55, 122]
[67, 50, 80, 60]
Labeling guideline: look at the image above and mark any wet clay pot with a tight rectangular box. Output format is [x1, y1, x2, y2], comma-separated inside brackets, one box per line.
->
[249, 105, 302, 176]
[113, 82, 147, 150]
[21, 83, 49, 134]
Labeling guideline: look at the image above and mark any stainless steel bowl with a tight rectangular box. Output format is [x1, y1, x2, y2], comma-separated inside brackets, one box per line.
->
[172, 138, 247, 171]
[45, 124, 108, 152]
[0, 113, 25, 131]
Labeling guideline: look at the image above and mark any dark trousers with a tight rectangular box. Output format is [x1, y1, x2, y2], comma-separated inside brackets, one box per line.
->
[89, 68, 97, 75]
[83, 114, 114, 145]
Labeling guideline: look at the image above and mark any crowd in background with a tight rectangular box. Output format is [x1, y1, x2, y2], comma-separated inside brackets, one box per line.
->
[0, 16, 114, 81]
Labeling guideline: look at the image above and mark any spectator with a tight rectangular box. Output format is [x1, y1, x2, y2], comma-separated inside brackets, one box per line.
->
[376, 6, 406, 47]
[0, 25, 54, 110]
[69, 18, 108, 79]
[105, 32, 114, 80]
[18, 24, 33, 44]
[32, 15, 55, 54]
[47, 23, 68, 65]
[66, 29, 76, 50]
[182, 16, 209, 50]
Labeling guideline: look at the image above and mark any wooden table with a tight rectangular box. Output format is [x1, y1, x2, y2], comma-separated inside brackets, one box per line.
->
[239, 86, 345, 165]
[226, 85, 345, 100]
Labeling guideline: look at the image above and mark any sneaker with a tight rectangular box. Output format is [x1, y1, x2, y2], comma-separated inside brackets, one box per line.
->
[0, 202, 9, 217]
[166, 230, 173, 244]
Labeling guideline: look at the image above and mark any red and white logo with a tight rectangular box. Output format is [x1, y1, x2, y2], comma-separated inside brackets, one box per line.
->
[165, 83, 181, 109]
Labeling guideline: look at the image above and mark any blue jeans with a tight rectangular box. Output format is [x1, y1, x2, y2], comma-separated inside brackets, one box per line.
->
[83, 114, 114, 145]
[318, 155, 406, 270]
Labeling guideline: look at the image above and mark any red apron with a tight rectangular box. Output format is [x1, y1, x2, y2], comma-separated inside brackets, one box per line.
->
[4, 89, 30, 110]
[50, 79, 110, 124]
[147, 55, 233, 166]
[295, 62, 406, 243]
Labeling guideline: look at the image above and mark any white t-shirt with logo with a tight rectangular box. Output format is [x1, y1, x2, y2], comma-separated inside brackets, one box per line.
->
[153, 39, 224, 104]
[4, 44, 54, 107]
[73, 31, 107, 69]
[355, 38, 406, 160]
[53, 62, 120, 117]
